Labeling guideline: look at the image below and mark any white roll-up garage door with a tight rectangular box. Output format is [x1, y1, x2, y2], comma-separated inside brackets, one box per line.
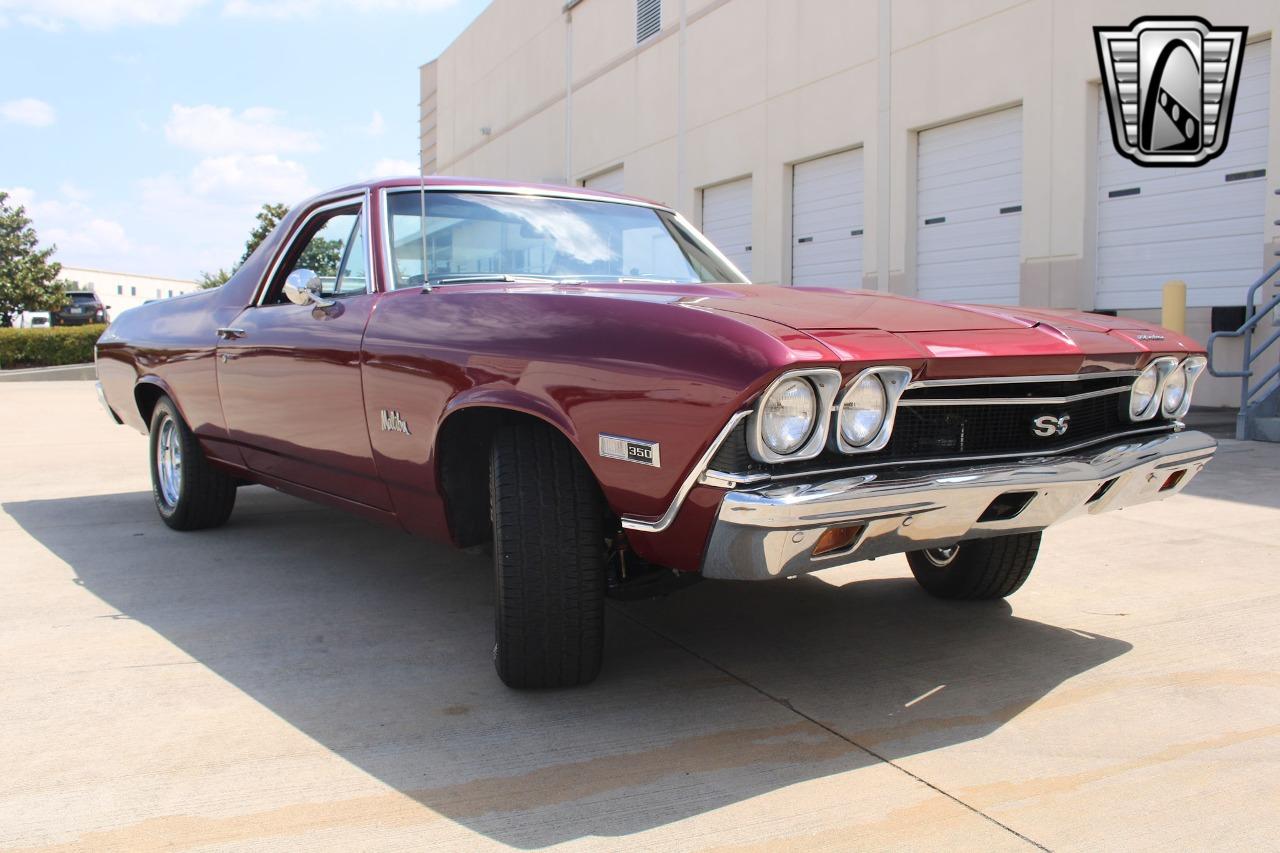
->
[916, 106, 1023, 305]
[792, 148, 864, 288]
[583, 166, 625, 195]
[1095, 41, 1271, 310]
[701, 177, 753, 278]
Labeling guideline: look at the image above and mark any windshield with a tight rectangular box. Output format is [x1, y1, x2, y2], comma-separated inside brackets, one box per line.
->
[69, 293, 99, 304]
[385, 191, 746, 289]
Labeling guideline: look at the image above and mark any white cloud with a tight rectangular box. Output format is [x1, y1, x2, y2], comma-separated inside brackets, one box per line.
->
[164, 104, 319, 154]
[224, 0, 458, 19]
[1, 98, 56, 127]
[189, 154, 316, 203]
[1, 186, 131, 259]
[367, 158, 417, 178]
[365, 110, 385, 136]
[0, 0, 208, 29]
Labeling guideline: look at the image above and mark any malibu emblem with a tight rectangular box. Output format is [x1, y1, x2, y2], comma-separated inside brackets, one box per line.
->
[380, 409, 411, 435]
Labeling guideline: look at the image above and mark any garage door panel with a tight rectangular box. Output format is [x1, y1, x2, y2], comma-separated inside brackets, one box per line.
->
[792, 148, 863, 289]
[1098, 214, 1264, 247]
[1095, 40, 1270, 310]
[1098, 235, 1265, 276]
[917, 107, 1022, 304]
[917, 138, 1023, 181]
[918, 110, 1022, 151]
[1099, 184, 1266, 228]
[916, 283, 1018, 302]
[919, 217, 1020, 247]
[1098, 276, 1258, 310]
[702, 177, 753, 278]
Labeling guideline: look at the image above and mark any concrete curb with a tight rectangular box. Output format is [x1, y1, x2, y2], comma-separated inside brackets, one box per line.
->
[0, 363, 96, 382]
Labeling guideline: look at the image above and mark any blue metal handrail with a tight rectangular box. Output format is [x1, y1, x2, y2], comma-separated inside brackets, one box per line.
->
[1206, 189, 1280, 439]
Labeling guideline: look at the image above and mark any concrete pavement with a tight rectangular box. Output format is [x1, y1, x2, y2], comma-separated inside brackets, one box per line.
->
[1, 381, 1278, 851]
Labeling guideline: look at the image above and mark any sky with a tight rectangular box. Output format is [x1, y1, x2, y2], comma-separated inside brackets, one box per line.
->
[0, 0, 492, 280]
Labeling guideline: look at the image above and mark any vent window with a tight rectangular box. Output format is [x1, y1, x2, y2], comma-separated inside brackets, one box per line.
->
[636, 0, 660, 43]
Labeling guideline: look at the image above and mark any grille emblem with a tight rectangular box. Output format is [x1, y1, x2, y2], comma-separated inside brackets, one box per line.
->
[1032, 415, 1071, 437]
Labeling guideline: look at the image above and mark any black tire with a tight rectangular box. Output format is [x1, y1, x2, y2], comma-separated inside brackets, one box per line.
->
[148, 395, 237, 531]
[490, 421, 606, 688]
[906, 532, 1041, 600]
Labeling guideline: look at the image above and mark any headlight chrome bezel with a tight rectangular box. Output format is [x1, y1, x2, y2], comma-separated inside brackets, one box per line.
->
[1161, 355, 1206, 418]
[833, 366, 914, 453]
[1129, 356, 1179, 421]
[746, 368, 842, 463]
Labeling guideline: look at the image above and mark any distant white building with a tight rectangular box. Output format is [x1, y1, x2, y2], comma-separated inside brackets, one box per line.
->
[56, 267, 201, 318]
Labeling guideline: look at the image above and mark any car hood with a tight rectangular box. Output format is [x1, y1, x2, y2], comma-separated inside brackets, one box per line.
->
[689, 284, 1043, 332]
[533, 282, 1106, 334]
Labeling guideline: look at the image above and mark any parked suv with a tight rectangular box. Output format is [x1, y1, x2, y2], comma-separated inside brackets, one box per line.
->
[52, 292, 109, 326]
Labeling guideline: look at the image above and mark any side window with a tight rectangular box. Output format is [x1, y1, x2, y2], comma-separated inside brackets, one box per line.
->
[334, 213, 368, 296]
[271, 203, 365, 302]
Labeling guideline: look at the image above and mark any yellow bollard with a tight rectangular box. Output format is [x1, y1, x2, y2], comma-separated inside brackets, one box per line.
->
[1161, 280, 1187, 334]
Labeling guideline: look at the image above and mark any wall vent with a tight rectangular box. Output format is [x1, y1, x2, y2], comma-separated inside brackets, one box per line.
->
[636, 0, 661, 43]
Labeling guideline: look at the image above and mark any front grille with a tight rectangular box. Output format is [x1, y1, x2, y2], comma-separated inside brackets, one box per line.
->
[880, 394, 1126, 460]
[710, 372, 1175, 478]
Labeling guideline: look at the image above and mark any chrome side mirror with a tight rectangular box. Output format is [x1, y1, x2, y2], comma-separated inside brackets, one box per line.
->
[282, 269, 334, 308]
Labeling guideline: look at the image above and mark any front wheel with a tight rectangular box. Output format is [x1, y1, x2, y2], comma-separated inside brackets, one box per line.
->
[489, 421, 606, 688]
[148, 396, 237, 531]
[906, 532, 1041, 600]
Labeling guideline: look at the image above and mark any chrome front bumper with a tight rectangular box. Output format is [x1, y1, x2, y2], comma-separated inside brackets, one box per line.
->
[702, 429, 1217, 581]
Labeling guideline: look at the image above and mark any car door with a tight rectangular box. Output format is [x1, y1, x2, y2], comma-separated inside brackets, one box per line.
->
[216, 194, 391, 510]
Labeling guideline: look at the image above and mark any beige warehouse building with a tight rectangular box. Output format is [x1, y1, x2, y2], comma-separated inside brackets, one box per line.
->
[421, 0, 1280, 411]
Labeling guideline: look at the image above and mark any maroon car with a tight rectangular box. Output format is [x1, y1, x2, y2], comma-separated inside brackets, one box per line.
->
[95, 177, 1215, 688]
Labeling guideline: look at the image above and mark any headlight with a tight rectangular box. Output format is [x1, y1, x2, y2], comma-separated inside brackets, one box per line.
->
[834, 366, 913, 453]
[839, 373, 887, 447]
[1162, 356, 1206, 418]
[760, 378, 817, 455]
[1129, 363, 1160, 420]
[1129, 357, 1179, 421]
[1161, 365, 1187, 415]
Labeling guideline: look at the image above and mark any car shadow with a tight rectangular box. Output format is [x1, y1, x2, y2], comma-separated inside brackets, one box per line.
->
[5, 487, 1131, 848]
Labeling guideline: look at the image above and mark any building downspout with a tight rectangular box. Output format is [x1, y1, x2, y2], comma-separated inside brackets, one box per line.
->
[564, 4, 575, 184]
[876, 0, 892, 293]
[676, 0, 688, 211]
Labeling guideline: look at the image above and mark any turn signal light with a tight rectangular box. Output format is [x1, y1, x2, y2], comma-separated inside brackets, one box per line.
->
[812, 524, 865, 557]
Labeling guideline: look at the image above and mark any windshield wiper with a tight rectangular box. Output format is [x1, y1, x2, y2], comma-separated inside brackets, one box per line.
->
[423, 273, 560, 291]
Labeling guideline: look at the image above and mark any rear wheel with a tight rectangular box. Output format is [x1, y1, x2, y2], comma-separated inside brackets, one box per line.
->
[148, 396, 237, 531]
[906, 532, 1041, 600]
[489, 421, 606, 688]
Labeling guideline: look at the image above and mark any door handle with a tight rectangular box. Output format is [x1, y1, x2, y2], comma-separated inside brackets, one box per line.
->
[217, 327, 247, 340]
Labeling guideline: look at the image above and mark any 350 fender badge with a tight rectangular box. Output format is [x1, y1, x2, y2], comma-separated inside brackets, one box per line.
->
[599, 434, 660, 467]
[380, 409, 411, 435]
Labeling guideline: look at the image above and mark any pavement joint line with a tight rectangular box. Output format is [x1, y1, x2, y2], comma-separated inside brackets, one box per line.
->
[609, 603, 1052, 852]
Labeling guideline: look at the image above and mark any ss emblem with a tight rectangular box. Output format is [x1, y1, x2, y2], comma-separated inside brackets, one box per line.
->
[1032, 414, 1070, 437]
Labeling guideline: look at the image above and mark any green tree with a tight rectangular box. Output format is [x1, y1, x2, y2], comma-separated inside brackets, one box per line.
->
[199, 269, 232, 289]
[0, 191, 64, 327]
[298, 237, 344, 277]
[240, 202, 289, 266]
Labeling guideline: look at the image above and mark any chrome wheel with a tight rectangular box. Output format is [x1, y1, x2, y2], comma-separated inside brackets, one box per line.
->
[155, 414, 183, 508]
[922, 545, 959, 567]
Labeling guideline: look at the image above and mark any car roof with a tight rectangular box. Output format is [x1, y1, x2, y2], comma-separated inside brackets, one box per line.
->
[307, 175, 670, 212]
